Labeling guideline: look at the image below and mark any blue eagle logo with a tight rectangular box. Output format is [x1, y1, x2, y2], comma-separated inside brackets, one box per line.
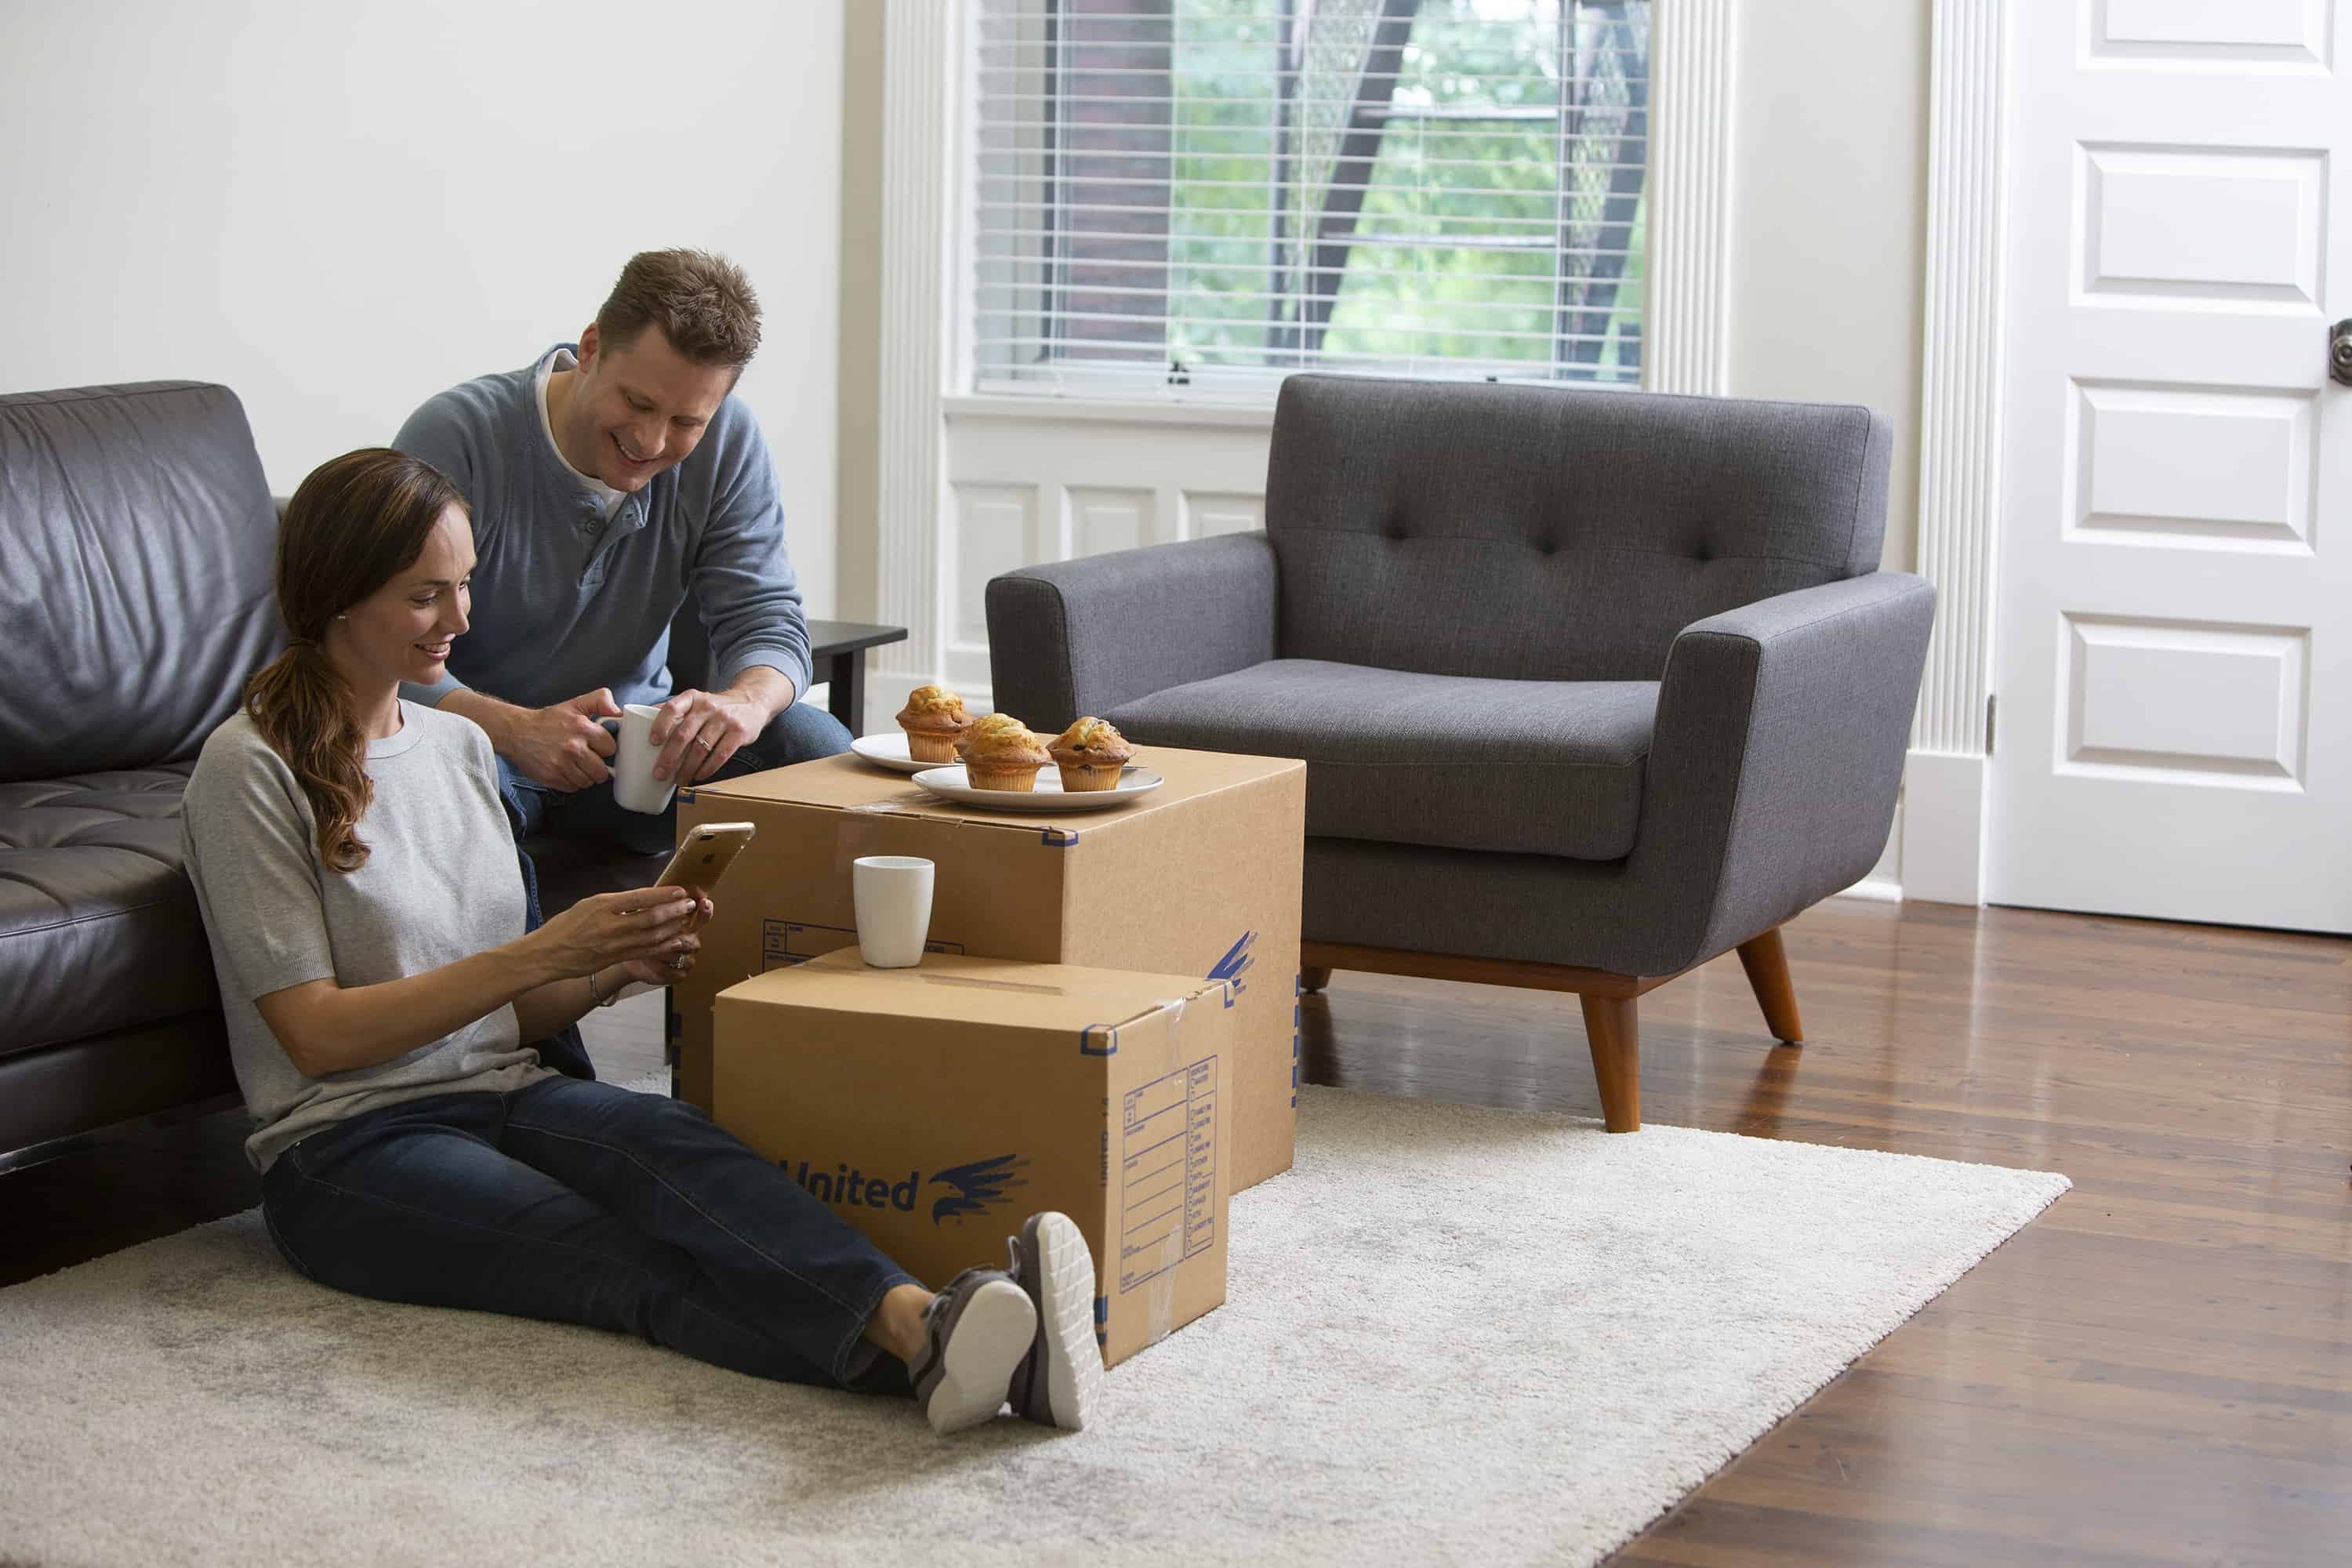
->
[929, 1155, 1029, 1224]
[1207, 930, 1255, 1001]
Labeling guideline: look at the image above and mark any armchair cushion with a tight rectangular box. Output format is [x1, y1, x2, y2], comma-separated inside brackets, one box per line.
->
[1105, 660, 1658, 860]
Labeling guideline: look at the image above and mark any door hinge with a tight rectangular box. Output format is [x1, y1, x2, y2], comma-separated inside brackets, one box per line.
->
[1986, 694, 1998, 756]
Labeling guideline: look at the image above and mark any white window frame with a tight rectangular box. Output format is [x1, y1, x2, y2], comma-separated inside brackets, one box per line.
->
[955, 1, 1711, 409]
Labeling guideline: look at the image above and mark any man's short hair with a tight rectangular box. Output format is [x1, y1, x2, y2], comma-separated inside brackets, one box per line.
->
[595, 249, 763, 370]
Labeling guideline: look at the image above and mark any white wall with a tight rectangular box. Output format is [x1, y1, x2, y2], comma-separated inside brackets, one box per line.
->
[0, 0, 844, 617]
[1728, 0, 1931, 574]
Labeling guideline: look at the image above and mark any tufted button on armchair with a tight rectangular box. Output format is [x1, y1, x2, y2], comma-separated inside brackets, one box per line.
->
[986, 374, 1936, 1131]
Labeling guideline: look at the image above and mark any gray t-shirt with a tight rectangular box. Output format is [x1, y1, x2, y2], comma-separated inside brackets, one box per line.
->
[180, 702, 556, 1173]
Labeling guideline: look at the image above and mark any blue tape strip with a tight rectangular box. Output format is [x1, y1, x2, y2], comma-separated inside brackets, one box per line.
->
[1080, 1024, 1118, 1056]
[1042, 828, 1079, 848]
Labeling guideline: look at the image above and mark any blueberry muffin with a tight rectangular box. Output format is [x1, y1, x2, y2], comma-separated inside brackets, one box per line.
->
[1047, 717, 1134, 793]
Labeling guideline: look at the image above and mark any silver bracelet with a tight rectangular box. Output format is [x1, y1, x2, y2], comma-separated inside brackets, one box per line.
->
[586, 969, 608, 1008]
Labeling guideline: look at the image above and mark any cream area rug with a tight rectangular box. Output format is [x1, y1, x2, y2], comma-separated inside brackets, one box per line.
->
[0, 1081, 2067, 1567]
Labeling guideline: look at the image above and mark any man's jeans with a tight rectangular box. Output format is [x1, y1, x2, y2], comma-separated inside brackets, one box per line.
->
[260, 1076, 920, 1392]
[499, 701, 852, 856]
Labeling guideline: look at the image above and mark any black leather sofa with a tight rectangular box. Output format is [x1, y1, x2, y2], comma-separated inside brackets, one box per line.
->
[0, 381, 670, 1168]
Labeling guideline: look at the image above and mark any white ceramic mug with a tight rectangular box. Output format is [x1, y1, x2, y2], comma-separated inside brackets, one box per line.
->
[853, 855, 935, 968]
[612, 704, 677, 815]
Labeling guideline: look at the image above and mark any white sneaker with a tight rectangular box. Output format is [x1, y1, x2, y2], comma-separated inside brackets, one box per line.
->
[1004, 1212, 1105, 1432]
[909, 1267, 1036, 1435]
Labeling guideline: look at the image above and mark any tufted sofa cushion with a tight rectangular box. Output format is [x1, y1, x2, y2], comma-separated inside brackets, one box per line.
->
[0, 765, 216, 1060]
[1263, 374, 1893, 682]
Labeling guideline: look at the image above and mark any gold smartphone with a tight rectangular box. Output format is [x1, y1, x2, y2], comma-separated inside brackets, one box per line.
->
[656, 821, 757, 896]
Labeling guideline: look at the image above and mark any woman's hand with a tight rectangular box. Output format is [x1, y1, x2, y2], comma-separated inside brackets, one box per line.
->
[529, 887, 702, 981]
[614, 891, 715, 987]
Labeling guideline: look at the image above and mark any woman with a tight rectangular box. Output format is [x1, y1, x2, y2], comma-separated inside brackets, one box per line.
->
[180, 448, 1099, 1435]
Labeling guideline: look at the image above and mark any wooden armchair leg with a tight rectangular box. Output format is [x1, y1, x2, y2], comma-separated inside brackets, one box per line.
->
[1735, 927, 1805, 1044]
[1577, 993, 1641, 1132]
[1300, 966, 1333, 994]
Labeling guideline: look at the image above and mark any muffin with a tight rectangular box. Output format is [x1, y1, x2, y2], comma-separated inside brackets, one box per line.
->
[956, 712, 1052, 792]
[895, 684, 975, 764]
[1048, 717, 1134, 792]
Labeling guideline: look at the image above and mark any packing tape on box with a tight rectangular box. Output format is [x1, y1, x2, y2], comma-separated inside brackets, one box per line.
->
[1147, 1272, 1177, 1348]
[1156, 996, 1187, 1055]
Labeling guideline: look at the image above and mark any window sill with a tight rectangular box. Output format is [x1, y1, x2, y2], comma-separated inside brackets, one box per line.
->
[942, 392, 1277, 432]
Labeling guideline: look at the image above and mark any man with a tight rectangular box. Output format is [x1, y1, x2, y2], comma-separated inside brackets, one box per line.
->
[394, 249, 847, 855]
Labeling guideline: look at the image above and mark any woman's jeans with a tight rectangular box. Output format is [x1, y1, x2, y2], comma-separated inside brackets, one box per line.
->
[260, 1076, 919, 1392]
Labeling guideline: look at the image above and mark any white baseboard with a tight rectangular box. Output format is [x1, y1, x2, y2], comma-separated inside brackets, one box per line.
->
[1900, 750, 1988, 906]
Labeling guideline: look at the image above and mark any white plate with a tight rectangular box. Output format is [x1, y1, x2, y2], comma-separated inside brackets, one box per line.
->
[912, 764, 1164, 812]
[848, 732, 940, 774]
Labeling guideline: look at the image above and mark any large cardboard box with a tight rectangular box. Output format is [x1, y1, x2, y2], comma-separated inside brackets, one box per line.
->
[672, 747, 1305, 1192]
[714, 949, 1233, 1368]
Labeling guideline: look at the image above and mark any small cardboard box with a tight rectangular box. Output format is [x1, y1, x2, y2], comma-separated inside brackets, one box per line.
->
[673, 747, 1305, 1192]
[713, 949, 1233, 1368]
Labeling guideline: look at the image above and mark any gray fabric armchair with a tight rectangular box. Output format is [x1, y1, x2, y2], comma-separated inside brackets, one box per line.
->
[986, 375, 1934, 1131]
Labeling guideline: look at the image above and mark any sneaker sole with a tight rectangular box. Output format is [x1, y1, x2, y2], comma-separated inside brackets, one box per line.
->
[1030, 1213, 1105, 1431]
[926, 1278, 1037, 1436]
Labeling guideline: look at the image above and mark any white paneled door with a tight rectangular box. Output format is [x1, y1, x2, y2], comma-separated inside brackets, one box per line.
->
[1992, 0, 2352, 931]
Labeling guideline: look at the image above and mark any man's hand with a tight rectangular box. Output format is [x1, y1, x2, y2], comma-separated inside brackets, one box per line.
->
[508, 690, 623, 791]
[651, 685, 775, 785]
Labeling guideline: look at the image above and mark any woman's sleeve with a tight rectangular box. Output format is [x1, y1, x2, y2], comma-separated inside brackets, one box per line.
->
[181, 740, 340, 1001]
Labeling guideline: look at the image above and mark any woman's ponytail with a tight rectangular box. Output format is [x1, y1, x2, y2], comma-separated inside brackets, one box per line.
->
[245, 637, 373, 872]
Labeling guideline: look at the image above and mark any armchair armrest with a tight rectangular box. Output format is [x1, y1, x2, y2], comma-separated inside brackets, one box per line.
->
[985, 533, 1279, 731]
[1630, 572, 1936, 971]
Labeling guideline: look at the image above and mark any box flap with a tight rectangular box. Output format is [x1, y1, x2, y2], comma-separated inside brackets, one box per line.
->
[722, 948, 1229, 1033]
[684, 748, 1305, 834]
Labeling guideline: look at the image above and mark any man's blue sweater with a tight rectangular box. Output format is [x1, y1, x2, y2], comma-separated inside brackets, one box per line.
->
[393, 346, 811, 714]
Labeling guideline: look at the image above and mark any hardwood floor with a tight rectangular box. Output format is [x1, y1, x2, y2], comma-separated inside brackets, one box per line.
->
[4, 898, 2346, 1563]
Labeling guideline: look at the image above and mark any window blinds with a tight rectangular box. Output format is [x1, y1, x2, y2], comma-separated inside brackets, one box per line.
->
[970, 0, 1652, 401]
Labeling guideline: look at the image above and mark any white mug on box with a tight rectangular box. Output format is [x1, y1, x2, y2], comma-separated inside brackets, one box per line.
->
[853, 856, 935, 967]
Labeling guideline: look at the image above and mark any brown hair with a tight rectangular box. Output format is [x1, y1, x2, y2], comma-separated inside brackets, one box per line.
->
[244, 448, 467, 873]
[593, 249, 763, 369]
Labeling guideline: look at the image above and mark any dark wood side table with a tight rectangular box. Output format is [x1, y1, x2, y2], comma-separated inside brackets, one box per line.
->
[807, 620, 908, 737]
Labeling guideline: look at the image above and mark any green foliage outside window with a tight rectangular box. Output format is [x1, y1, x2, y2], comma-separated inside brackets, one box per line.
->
[1154, 0, 1646, 384]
